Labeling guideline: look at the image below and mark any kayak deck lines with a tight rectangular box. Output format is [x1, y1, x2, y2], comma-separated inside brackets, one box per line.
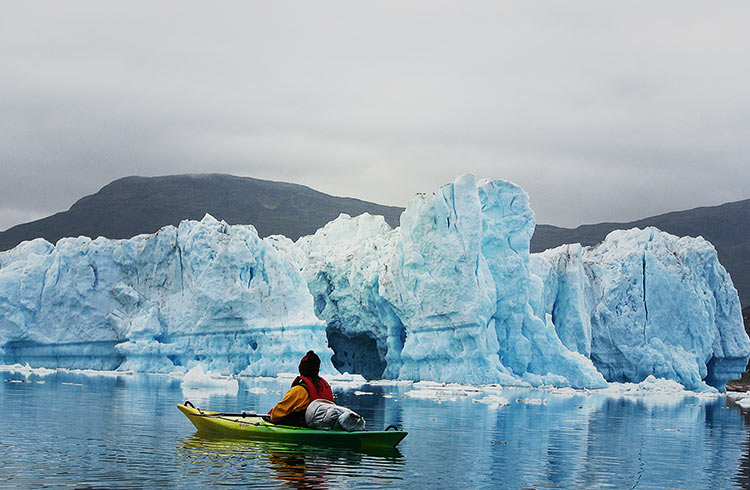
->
[177, 401, 408, 450]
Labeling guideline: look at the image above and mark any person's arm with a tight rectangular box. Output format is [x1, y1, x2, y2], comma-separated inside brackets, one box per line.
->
[269, 385, 310, 422]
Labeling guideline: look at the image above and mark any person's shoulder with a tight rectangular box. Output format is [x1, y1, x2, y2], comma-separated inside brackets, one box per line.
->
[290, 384, 309, 395]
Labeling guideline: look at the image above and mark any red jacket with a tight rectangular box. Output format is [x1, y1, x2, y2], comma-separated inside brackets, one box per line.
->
[293, 375, 333, 402]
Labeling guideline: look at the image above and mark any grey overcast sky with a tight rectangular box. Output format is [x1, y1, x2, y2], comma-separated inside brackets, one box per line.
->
[1, 1, 748, 231]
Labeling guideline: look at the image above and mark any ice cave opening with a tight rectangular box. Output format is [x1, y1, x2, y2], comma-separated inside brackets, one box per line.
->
[326, 328, 387, 380]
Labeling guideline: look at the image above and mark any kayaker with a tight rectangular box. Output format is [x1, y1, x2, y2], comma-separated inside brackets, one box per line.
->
[269, 350, 334, 426]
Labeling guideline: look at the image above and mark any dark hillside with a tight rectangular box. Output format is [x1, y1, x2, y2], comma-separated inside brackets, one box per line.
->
[0, 174, 404, 249]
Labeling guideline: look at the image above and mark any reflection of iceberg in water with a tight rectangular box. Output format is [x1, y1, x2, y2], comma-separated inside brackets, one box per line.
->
[396, 385, 744, 488]
[176, 434, 404, 487]
[726, 396, 750, 487]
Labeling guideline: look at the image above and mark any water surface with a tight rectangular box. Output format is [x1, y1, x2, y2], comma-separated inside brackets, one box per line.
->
[2, 370, 749, 488]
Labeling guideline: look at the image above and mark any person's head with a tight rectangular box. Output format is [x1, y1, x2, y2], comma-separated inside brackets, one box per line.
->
[298, 350, 321, 379]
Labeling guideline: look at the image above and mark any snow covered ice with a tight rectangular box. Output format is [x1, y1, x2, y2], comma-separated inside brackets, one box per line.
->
[1, 175, 748, 390]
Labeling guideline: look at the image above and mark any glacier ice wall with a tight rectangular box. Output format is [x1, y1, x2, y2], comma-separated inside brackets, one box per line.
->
[301, 176, 748, 390]
[0, 215, 333, 375]
[532, 230, 750, 391]
[1, 175, 747, 390]
[303, 175, 606, 388]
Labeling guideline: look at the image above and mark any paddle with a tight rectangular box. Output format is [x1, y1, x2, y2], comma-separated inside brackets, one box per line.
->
[183, 401, 272, 421]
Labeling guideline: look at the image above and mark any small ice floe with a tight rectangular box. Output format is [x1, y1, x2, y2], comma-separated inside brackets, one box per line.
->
[727, 391, 750, 410]
[181, 364, 239, 397]
[405, 382, 482, 402]
[246, 387, 273, 395]
[366, 379, 414, 387]
[599, 375, 719, 409]
[544, 387, 585, 399]
[61, 382, 83, 387]
[354, 391, 374, 396]
[725, 391, 750, 401]
[327, 372, 368, 390]
[59, 368, 133, 377]
[473, 395, 511, 408]
[516, 398, 546, 405]
[0, 363, 56, 377]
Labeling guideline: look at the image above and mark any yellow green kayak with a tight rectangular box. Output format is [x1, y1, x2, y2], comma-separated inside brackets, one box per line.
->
[177, 403, 407, 450]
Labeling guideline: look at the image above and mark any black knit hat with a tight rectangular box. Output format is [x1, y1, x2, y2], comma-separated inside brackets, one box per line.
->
[298, 350, 321, 378]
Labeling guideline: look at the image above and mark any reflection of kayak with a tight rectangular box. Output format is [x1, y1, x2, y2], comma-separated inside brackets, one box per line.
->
[177, 403, 408, 450]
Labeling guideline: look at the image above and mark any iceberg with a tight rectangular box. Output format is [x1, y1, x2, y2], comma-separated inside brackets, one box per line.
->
[0, 175, 747, 390]
[532, 228, 750, 391]
[300, 176, 748, 389]
[304, 176, 606, 388]
[0, 215, 333, 375]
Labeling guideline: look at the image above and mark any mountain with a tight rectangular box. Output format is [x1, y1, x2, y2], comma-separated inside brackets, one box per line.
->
[0, 174, 403, 249]
[531, 199, 750, 307]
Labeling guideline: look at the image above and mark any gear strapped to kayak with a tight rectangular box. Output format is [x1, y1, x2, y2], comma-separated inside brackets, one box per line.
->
[177, 401, 407, 450]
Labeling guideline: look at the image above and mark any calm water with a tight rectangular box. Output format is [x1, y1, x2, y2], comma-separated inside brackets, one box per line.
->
[2, 370, 750, 488]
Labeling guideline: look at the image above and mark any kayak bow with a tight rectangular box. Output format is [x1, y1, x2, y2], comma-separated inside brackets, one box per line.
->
[177, 402, 407, 450]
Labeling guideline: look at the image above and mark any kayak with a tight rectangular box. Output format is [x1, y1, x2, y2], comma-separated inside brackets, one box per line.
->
[177, 402, 408, 450]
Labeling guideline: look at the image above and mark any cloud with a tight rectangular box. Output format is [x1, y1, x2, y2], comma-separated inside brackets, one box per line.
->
[1, 1, 749, 230]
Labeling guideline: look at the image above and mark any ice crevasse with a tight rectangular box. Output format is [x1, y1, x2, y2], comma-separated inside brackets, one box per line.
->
[1, 175, 748, 391]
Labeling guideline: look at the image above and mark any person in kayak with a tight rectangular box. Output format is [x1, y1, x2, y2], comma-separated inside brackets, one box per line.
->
[269, 350, 333, 426]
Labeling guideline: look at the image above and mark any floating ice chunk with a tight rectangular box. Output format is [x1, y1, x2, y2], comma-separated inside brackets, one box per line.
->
[736, 398, 750, 409]
[597, 375, 721, 410]
[181, 364, 239, 394]
[405, 382, 483, 402]
[544, 387, 584, 399]
[0, 363, 55, 377]
[365, 379, 415, 387]
[725, 391, 750, 400]
[327, 373, 368, 390]
[516, 398, 546, 405]
[59, 368, 133, 377]
[601, 375, 701, 396]
[246, 387, 273, 394]
[473, 395, 511, 406]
